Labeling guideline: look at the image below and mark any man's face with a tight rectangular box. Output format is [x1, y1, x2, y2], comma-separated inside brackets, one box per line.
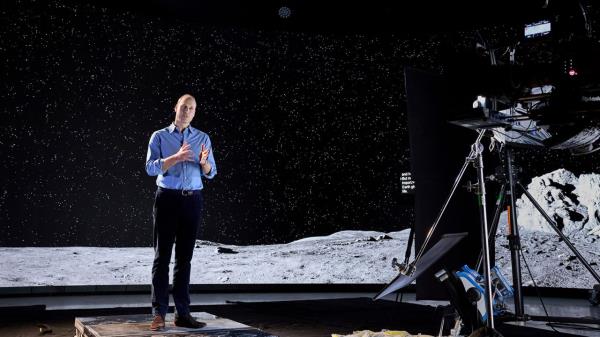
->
[174, 97, 196, 127]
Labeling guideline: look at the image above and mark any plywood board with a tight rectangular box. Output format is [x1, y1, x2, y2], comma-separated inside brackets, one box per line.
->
[74, 312, 276, 337]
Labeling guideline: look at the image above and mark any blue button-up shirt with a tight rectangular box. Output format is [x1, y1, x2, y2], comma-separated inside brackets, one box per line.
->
[145, 123, 217, 190]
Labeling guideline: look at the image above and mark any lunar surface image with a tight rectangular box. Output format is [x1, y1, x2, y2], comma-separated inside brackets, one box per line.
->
[1, 169, 598, 289]
[0, 230, 411, 286]
[494, 169, 600, 289]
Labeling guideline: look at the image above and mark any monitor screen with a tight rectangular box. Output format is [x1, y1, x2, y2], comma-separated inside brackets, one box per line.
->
[524, 20, 551, 38]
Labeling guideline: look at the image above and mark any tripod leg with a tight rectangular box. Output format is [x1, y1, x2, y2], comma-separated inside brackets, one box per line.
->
[475, 145, 495, 329]
[404, 224, 416, 266]
[506, 150, 525, 319]
[517, 182, 600, 284]
[476, 183, 506, 272]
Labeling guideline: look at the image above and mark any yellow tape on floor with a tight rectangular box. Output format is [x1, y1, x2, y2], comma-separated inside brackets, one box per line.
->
[332, 330, 434, 337]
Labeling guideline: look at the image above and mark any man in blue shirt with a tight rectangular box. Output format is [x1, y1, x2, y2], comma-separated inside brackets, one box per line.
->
[145, 94, 217, 331]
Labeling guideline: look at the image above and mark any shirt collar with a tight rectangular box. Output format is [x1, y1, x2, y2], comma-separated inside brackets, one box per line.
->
[168, 123, 177, 133]
[168, 123, 195, 135]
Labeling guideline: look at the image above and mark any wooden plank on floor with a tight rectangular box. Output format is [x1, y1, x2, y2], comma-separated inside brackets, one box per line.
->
[75, 312, 276, 337]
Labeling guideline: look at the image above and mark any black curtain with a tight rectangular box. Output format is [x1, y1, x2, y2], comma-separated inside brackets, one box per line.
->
[405, 66, 483, 300]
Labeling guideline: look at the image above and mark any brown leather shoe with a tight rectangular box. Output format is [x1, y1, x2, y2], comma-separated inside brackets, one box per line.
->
[150, 314, 165, 331]
[174, 313, 206, 329]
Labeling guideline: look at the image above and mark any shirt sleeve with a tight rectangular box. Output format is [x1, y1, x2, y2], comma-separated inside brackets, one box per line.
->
[203, 135, 217, 179]
[145, 131, 164, 176]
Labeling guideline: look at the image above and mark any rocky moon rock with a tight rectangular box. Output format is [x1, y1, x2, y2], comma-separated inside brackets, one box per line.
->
[509, 168, 600, 236]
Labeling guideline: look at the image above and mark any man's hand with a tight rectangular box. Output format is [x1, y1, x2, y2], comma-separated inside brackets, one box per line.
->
[176, 142, 194, 162]
[199, 143, 212, 175]
[162, 142, 194, 172]
[199, 143, 210, 165]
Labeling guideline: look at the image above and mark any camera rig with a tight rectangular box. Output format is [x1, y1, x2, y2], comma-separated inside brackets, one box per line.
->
[448, 0, 600, 155]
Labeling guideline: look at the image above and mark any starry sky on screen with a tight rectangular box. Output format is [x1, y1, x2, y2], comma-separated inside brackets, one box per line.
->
[2, 1, 600, 247]
[0, 1, 421, 246]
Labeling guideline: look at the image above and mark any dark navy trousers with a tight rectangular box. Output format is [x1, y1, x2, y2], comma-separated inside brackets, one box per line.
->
[151, 187, 203, 317]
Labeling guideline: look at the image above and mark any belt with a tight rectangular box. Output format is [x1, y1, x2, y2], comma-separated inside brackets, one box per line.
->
[157, 186, 202, 196]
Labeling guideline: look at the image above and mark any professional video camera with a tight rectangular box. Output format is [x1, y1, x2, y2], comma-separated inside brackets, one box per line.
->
[448, 0, 600, 155]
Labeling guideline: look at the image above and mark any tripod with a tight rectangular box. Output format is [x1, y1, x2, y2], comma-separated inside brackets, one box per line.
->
[402, 129, 498, 334]
[400, 129, 600, 335]
[478, 144, 600, 321]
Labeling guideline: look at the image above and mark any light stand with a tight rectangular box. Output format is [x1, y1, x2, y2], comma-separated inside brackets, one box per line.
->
[472, 135, 496, 331]
[378, 129, 501, 335]
[477, 147, 526, 319]
[409, 130, 486, 275]
[477, 143, 600, 325]
[505, 147, 525, 319]
[384, 129, 600, 335]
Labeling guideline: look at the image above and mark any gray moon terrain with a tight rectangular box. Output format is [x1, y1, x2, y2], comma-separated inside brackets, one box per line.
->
[1, 169, 598, 289]
[494, 169, 600, 289]
[0, 230, 411, 286]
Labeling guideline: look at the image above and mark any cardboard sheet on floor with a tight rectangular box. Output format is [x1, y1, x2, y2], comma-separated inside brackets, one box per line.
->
[74, 312, 276, 337]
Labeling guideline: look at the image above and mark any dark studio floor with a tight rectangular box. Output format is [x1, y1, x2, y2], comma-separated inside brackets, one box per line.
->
[1, 291, 599, 337]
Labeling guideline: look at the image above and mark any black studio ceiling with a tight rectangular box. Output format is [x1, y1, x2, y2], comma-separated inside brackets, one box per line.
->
[45, 0, 556, 33]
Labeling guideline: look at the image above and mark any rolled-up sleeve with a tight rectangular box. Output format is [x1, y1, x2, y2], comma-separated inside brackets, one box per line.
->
[203, 135, 217, 179]
[145, 131, 164, 176]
